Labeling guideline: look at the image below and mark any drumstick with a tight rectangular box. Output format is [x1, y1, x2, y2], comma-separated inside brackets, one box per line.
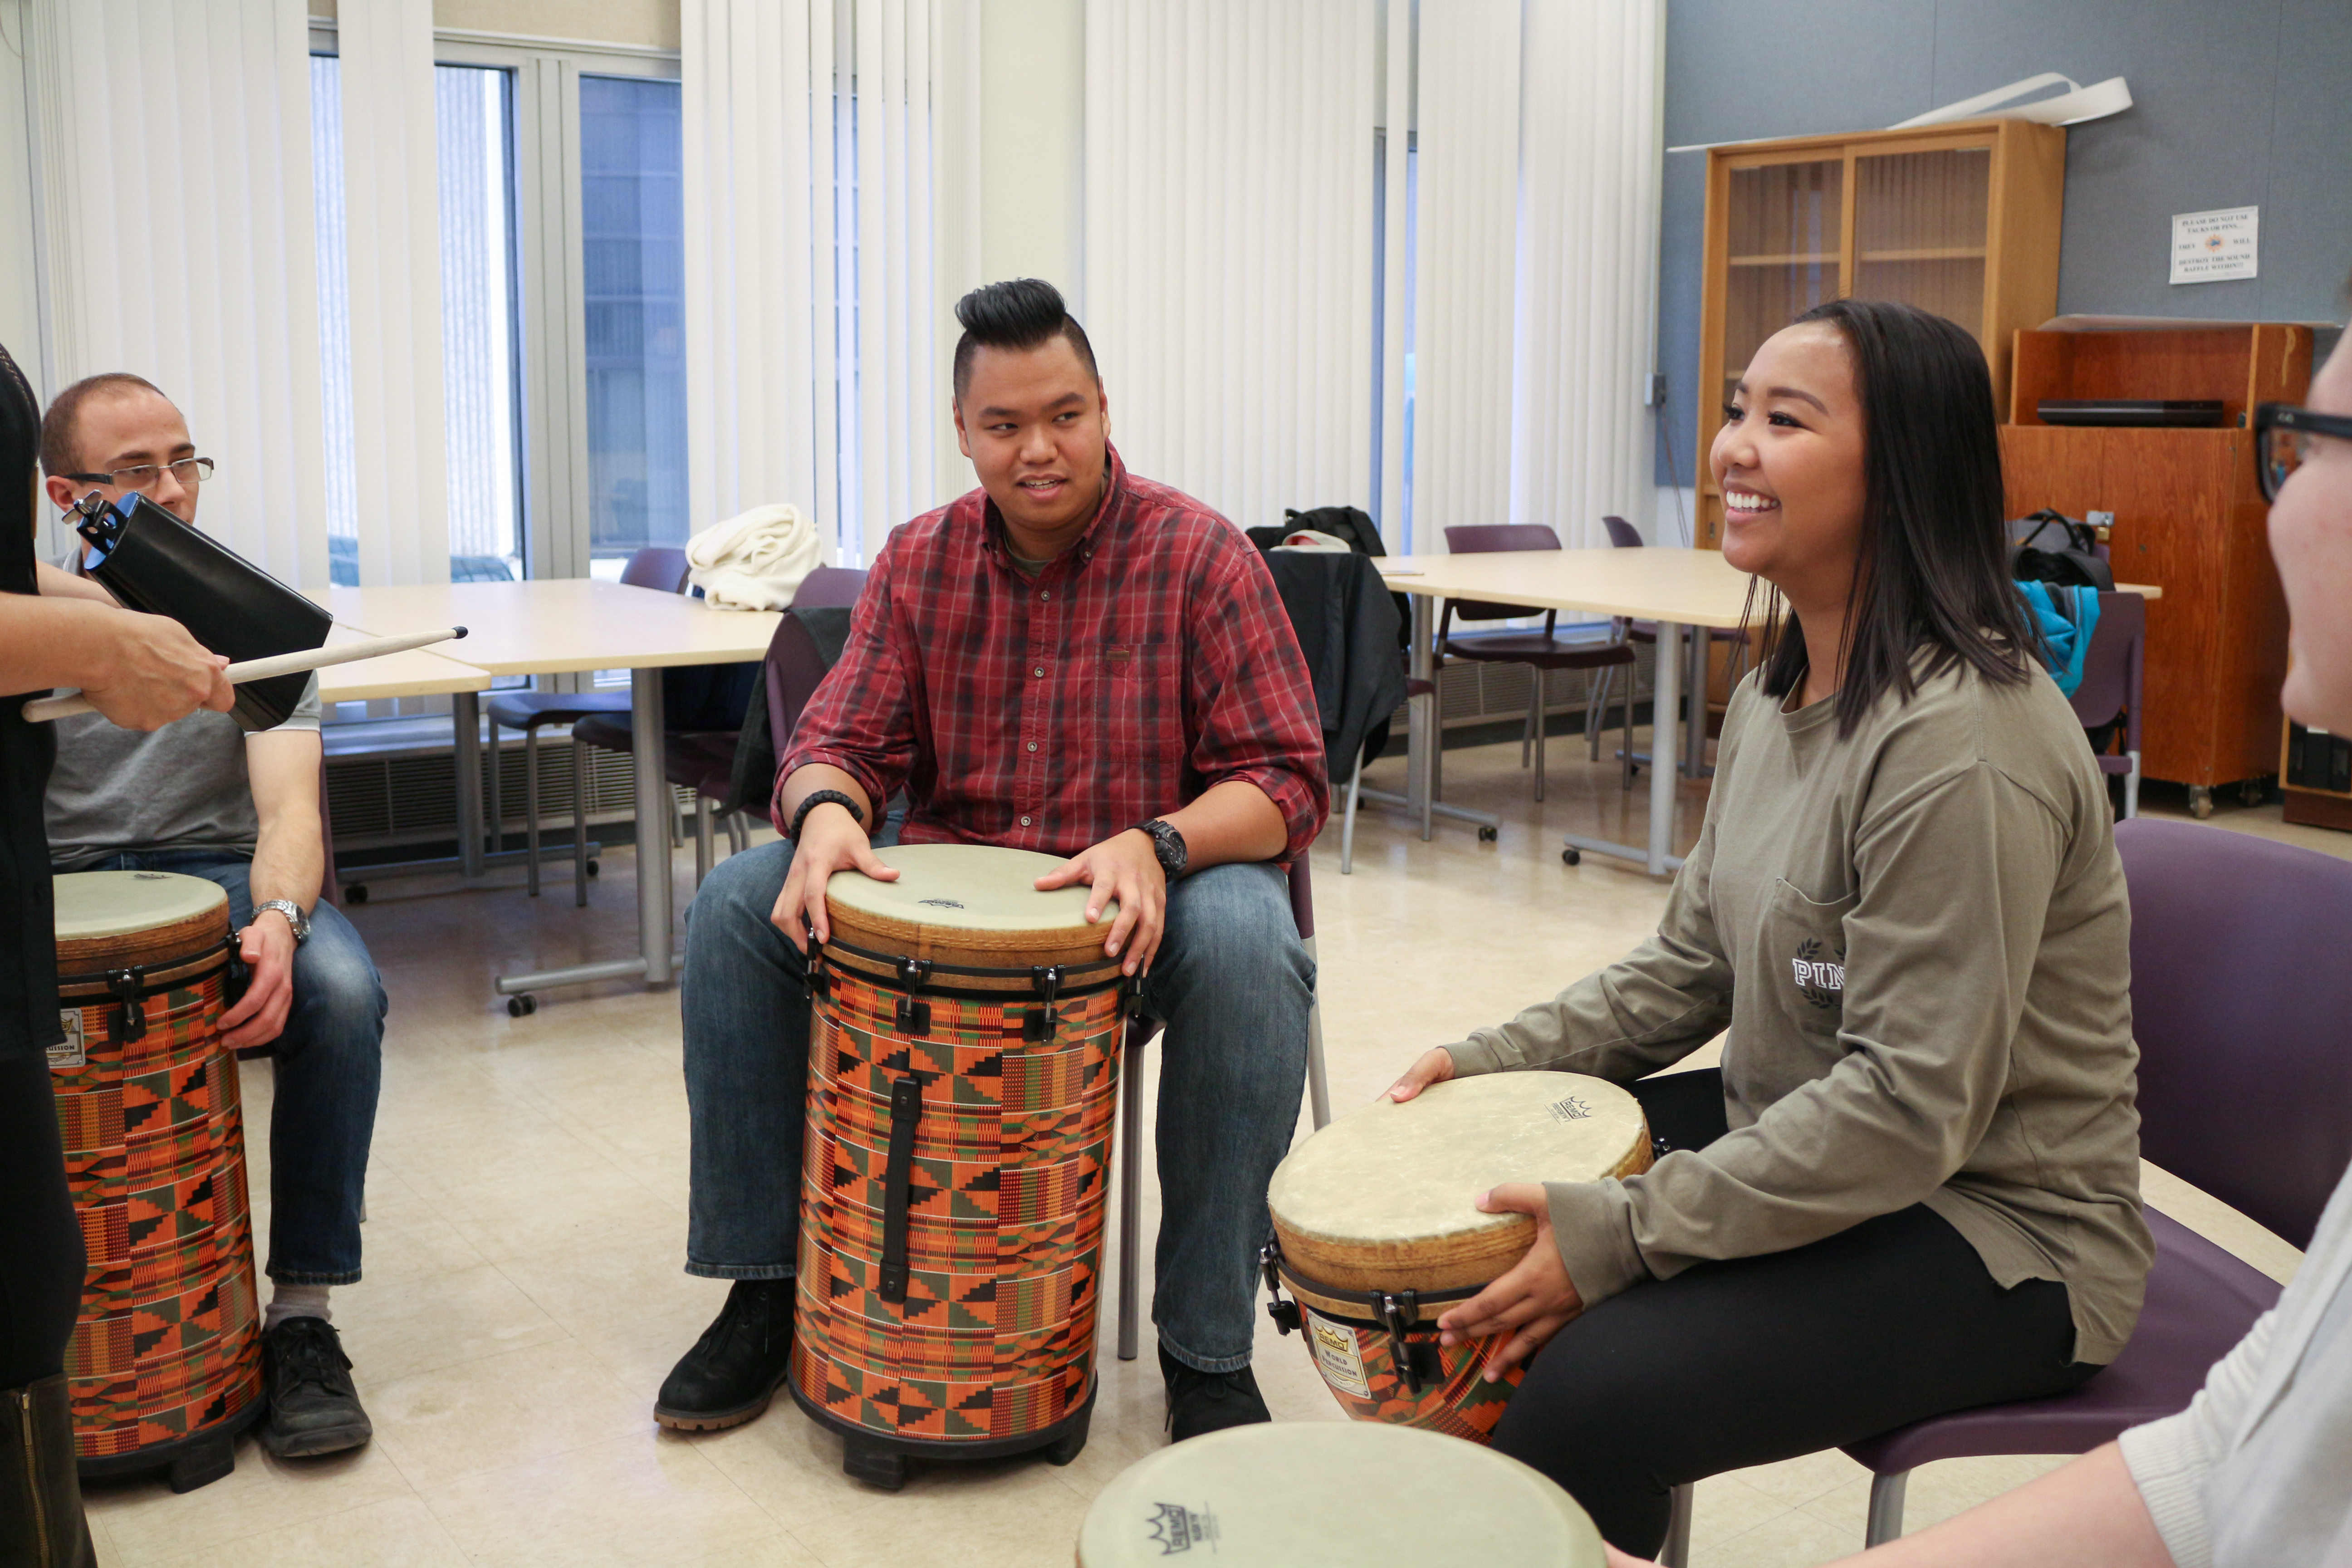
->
[24, 627, 470, 723]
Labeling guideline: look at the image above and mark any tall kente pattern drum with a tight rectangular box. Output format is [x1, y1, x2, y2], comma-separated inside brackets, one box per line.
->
[1262, 1073, 1651, 1442]
[49, 871, 264, 1491]
[790, 844, 1125, 1490]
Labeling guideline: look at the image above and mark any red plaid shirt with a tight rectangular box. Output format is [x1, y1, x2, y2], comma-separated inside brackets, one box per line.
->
[781, 447, 1328, 862]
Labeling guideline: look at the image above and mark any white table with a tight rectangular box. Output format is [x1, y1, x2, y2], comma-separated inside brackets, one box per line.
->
[1377, 550, 1754, 875]
[312, 625, 490, 705]
[1375, 553, 2167, 876]
[327, 582, 781, 994]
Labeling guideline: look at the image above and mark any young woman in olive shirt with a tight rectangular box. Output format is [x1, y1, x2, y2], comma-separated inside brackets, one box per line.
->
[1386, 300, 2150, 1556]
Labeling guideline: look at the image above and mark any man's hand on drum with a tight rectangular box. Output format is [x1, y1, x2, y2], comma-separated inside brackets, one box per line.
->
[1436, 1182, 1585, 1379]
[772, 775, 895, 951]
[1385, 1046, 1458, 1102]
[1035, 830, 1164, 978]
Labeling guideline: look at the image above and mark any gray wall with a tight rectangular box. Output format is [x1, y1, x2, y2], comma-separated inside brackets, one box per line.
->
[1656, 0, 2352, 484]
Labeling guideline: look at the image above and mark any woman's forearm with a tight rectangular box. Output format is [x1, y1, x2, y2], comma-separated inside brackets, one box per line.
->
[1819, 1445, 2172, 1568]
[0, 593, 155, 693]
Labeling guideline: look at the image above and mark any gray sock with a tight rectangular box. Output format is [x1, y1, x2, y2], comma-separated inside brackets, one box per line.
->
[264, 1283, 332, 1333]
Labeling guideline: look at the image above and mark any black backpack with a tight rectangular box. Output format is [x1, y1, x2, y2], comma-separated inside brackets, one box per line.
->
[2009, 510, 2115, 592]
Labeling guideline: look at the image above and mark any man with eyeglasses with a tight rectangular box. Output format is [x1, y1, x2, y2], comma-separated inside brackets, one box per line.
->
[34, 373, 385, 1461]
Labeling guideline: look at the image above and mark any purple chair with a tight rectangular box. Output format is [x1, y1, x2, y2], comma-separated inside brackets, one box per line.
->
[1820, 818, 2352, 1548]
[2069, 591, 2146, 819]
[790, 564, 868, 608]
[1115, 857, 1327, 1360]
[485, 546, 695, 905]
[1440, 524, 1637, 799]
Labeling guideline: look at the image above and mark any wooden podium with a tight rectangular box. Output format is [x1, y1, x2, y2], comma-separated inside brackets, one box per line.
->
[1999, 323, 2313, 814]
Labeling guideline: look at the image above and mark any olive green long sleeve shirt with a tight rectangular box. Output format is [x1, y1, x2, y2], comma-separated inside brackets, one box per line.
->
[1445, 659, 2152, 1364]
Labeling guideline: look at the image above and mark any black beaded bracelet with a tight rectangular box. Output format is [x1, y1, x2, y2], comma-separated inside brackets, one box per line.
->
[787, 789, 866, 842]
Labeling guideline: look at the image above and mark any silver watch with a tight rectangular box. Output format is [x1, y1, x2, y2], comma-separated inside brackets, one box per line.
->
[254, 899, 311, 945]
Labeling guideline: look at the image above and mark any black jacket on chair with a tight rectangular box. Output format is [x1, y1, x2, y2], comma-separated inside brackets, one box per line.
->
[1259, 550, 1408, 784]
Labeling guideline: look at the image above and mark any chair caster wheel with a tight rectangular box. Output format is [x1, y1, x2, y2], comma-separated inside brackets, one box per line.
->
[586, 859, 600, 877]
[343, 884, 367, 904]
[1562, 848, 1581, 867]
[1477, 825, 1498, 843]
[2240, 779, 2265, 807]
[2189, 786, 2214, 820]
[507, 994, 538, 1017]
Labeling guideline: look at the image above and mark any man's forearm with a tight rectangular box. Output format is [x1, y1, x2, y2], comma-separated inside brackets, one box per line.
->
[249, 814, 324, 911]
[1161, 779, 1288, 870]
[1819, 1445, 2171, 1568]
[776, 764, 875, 837]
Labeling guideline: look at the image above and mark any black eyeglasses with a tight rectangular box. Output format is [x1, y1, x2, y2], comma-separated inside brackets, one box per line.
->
[59, 456, 215, 493]
[2256, 404, 2352, 503]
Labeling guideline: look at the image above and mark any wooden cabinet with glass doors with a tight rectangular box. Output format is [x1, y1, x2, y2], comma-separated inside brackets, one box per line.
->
[1693, 119, 2067, 548]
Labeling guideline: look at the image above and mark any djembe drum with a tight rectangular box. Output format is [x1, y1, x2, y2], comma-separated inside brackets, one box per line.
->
[49, 871, 263, 1491]
[1262, 1072, 1651, 1440]
[791, 843, 1126, 1490]
[1076, 1421, 1606, 1566]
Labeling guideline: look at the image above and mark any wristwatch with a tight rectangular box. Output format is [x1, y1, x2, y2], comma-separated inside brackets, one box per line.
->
[253, 899, 311, 946]
[1132, 818, 1188, 880]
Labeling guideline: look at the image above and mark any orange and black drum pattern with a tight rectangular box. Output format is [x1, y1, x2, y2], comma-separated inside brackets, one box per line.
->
[1297, 1307, 1526, 1443]
[792, 965, 1122, 1446]
[52, 972, 263, 1458]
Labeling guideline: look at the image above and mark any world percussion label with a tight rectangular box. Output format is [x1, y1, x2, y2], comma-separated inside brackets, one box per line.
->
[1142, 1500, 1218, 1554]
[1306, 1310, 1371, 1398]
[50, 1009, 85, 1071]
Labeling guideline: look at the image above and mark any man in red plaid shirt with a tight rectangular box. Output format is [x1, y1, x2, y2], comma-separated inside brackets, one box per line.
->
[657, 280, 1329, 1447]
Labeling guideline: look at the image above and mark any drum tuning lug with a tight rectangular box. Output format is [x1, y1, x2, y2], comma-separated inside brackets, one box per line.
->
[895, 995, 932, 1035]
[805, 928, 830, 1000]
[1377, 1291, 1424, 1396]
[1027, 965, 1065, 1042]
[1267, 1297, 1301, 1336]
[108, 968, 146, 1044]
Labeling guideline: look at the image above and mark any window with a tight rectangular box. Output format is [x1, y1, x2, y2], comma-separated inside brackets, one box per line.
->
[578, 75, 686, 568]
[310, 52, 524, 586]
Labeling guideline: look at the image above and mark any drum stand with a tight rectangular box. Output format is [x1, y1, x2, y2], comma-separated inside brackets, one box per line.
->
[77, 1390, 267, 1494]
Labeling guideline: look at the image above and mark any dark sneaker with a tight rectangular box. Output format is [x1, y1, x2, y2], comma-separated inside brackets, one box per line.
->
[1161, 1345, 1271, 1442]
[653, 1279, 796, 1432]
[259, 1317, 373, 1457]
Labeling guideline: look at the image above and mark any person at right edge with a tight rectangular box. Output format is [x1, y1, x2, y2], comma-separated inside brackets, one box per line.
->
[0, 340, 233, 1563]
[1384, 298, 2153, 1558]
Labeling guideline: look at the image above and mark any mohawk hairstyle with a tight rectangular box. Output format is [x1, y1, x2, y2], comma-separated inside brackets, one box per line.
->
[951, 279, 1098, 399]
[39, 372, 170, 478]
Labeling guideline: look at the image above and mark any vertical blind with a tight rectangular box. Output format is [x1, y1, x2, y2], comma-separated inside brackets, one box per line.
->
[1083, 0, 1377, 531]
[24, 0, 329, 587]
[682, 0, 949, 568]
[337, 0, 451, 585]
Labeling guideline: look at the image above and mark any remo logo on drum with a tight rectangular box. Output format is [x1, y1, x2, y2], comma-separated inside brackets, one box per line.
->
[1144, 1500, 1220, 1554]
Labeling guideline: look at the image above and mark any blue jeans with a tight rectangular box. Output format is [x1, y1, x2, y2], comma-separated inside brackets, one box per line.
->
[680, 838, 1313, 1373]
[72, 852, 386, 1285]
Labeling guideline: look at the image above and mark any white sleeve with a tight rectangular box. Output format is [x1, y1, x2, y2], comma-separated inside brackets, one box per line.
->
[2117, 1304, 2279, 1568]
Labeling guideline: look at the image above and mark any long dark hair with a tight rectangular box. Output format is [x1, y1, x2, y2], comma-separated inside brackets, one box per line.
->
[1745, 298, 2036, 736]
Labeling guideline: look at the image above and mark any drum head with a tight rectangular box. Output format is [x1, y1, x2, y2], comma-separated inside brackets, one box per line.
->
[54, 871, 229, 940]
[825, 843, 1116, 933]
[1076, 1422, 1604, 1566]
[1269, 1073, 1650, 1294]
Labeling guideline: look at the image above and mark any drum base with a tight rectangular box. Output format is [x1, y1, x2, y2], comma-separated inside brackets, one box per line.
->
[77, 1392, 267, 1494]
[789, 1377, 1097, 1493]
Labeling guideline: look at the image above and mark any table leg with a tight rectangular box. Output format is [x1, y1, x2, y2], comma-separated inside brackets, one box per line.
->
[1684, 627, 1709, 777]
[1562, 618, 1685, 877]
[453, 691, 485, 879]
[1407, 593, 1434, 839]
[632, 666, 674, 985]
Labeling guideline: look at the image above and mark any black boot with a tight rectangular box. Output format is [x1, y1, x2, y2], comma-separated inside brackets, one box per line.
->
[259, 1316, 374, 1458]
[1161, 1344, 1271, 1442]
[1, 1374, 97, 1568]
[654, 1279, 797, 1432]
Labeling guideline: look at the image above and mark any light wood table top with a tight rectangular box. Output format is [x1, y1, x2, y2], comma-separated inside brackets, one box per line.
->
[313, 624, 490, 704]
[324, 580, 781, 677]
[1375, 549, 2161, 624]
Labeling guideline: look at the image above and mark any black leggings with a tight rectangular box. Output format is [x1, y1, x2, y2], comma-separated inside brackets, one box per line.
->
[0, 1054, 83, 1390]
[1490, 1070, 2097, 1555]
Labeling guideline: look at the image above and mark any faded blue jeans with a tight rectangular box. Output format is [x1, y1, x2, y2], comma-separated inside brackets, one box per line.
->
[70, 852, 385, 1285]
[680, 836, 1313, 1373]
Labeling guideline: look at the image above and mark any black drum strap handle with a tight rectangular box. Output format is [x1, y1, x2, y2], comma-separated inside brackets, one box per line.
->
[877, 1075, 923, 1303]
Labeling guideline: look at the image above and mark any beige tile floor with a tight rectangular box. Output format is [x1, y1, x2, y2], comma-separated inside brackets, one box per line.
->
[77, 727, 2328, 1567]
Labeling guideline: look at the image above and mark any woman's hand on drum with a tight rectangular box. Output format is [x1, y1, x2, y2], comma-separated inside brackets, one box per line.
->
[1384, 1047, 1457, 1102]
[773, 802, 897, 951]
[1435, 1182, 1584, 1380]
[1035, 829, 1164, 977]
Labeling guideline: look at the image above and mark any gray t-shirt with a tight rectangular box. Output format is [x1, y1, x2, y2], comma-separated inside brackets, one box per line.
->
[44, 545, 321, 870]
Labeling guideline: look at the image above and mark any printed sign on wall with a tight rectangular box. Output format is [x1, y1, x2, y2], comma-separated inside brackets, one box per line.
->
[2171, 207, 2259, 285]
